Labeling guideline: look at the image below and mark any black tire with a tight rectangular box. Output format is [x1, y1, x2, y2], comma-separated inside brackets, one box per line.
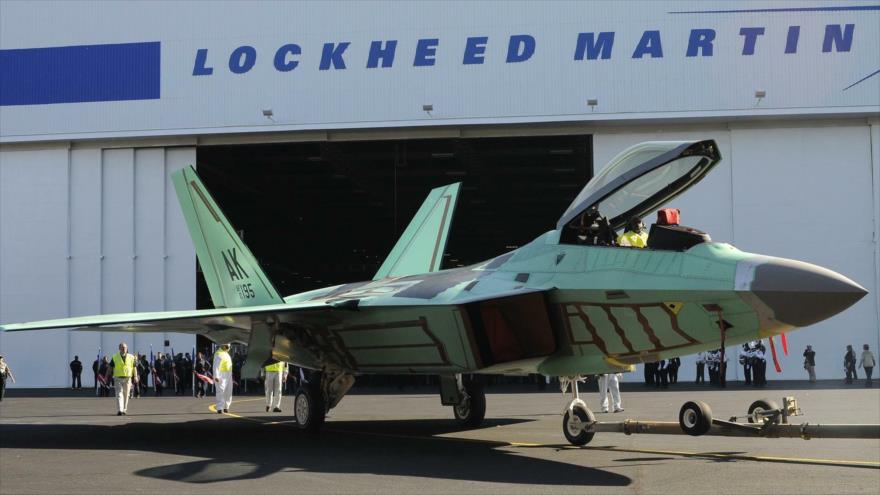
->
[563, 406, 596, 446]
[453, 379, 486, 427]
[294, 385, 326, 433]
[679, 400, 713, 436]
[747, 399, 779, 424]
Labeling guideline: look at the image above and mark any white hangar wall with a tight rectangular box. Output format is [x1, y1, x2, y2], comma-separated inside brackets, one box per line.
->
[1, 0, 879, 385]
[0, 145, 197, 387]
[594, 120, 880, 381]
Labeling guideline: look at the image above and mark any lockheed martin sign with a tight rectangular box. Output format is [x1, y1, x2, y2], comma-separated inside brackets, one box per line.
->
[0, 1, 877, 141]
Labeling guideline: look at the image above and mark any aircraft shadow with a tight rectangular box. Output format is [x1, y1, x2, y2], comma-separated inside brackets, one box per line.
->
[0, 418, 632, 487]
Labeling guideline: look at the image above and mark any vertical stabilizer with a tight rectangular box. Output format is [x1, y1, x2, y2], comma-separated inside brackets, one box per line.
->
[374, 182, 461, 279]
[171, 166, 282, 308]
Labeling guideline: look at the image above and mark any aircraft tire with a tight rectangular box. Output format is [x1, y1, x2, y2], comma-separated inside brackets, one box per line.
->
[563, 405, 595, 445]
[679, 400, 713, 436]
[294, 385, 326, 433]
[747, 399, 779, 424]
[453, 380, 486, 427]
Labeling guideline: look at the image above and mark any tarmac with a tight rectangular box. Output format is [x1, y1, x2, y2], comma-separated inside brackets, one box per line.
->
[1, 382, 878, 495]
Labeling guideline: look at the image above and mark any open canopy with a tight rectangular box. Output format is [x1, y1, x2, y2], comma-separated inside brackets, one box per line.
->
[557, 140, 721, 231]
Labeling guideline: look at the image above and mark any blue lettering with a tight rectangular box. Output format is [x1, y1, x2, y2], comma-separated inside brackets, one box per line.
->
[574, 32, 614, 60]
[320, 42, 350, 70]
[739, 27, 765, 55]
[686, 29, 715, 57]
[414, 38, 439, 67]
[506, 34, 535, 63]
[785, 26, 800, 54]
[367, 40, 397, 68]
[632, 30, 663, 58]
[823, 24, 854, 52]
[273, 44, 301, 72]
[229, 46, 257, 74]
[463, 36, 488, 65]
[193, 48, 213, 76]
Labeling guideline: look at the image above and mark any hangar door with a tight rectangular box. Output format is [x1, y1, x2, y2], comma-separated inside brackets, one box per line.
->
[196, 135, 592, 307]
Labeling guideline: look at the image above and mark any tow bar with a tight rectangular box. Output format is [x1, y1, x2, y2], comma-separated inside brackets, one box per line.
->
[568, 396, 880, 444]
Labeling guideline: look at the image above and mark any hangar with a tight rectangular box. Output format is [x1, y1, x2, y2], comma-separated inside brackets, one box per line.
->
[1, 1, 878, 387]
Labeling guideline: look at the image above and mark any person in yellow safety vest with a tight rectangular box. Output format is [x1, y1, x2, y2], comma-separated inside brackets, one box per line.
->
[105, 342, 137, 416]
[213, 344, 233, 414]
[263, 360, 289, 413]
[617, 216, 648, 248]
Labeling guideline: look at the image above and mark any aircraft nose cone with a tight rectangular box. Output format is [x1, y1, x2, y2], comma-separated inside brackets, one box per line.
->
[738, 257, 868, 327]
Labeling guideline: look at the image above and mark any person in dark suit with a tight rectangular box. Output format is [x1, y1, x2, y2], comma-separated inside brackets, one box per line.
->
[654, 360, 668, 388]
[844, 345, 858, 384]
[152, 353, 165, 396]
[644, 361, 656, 386]
[668, 357, 680, 384]
[194, 352, 208, 398]
[92, 358, 99, 391]
[69, 356, 83, 389]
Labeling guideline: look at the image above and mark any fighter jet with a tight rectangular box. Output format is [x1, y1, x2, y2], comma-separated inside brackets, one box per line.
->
[2, 139, 867, 443]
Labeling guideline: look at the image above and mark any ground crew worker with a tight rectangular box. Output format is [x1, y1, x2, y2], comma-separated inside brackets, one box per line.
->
[616, 216, 648, 248]
[598, 373, 623, 413]
[213, 344, 233, 413]
[264, 359, 289, 413]
[105, 342, 137, 416]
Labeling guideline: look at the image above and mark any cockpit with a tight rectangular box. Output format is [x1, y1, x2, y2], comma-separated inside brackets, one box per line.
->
[558, 140, 721, 251]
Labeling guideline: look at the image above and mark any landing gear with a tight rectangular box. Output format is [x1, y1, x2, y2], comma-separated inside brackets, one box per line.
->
[294, 384, 325, 433]
[453, 378, 486, 427]
[293, 368, 355, 433]
[560, 376, 596, 445]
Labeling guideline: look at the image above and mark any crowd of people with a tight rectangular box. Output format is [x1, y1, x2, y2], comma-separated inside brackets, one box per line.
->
[68, 342, 297, 416]
[637, 341, 876, 389]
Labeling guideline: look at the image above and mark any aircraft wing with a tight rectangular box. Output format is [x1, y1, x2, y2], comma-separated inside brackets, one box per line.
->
[0, 301, 329, 343]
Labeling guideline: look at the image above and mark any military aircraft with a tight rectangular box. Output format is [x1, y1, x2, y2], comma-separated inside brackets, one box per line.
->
[2, 139, 867, 444]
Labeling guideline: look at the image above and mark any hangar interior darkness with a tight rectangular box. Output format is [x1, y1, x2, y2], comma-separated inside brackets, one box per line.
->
[196, 135, 593, 309]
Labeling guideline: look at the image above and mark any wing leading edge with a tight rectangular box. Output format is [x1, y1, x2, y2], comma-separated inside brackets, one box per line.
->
[0, 302, 326, 341]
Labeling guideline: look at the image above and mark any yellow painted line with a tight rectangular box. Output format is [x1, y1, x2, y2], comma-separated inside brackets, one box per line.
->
[206, 403, 879, 469]
[576, 445, 880, 469]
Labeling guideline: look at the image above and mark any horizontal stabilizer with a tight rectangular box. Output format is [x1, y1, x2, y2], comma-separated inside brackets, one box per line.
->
[374, 182, 461, 280]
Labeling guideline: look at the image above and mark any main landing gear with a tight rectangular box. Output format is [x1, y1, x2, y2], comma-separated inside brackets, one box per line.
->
[440, 374, 486, 427]
[560, 376, 596, 445]
[293, 368, 355, 433]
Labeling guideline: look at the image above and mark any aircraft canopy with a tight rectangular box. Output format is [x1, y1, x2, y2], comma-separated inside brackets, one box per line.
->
[557, 139, 721, 231]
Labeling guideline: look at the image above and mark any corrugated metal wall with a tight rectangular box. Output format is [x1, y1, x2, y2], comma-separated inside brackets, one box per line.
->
[0, 145, 196, 387]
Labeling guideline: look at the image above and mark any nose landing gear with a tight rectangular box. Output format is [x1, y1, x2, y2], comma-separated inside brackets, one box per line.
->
[560, 376, 596, 445]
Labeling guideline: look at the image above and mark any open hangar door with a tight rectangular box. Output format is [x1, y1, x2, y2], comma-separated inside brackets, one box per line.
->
[195, 134, 592, 381]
